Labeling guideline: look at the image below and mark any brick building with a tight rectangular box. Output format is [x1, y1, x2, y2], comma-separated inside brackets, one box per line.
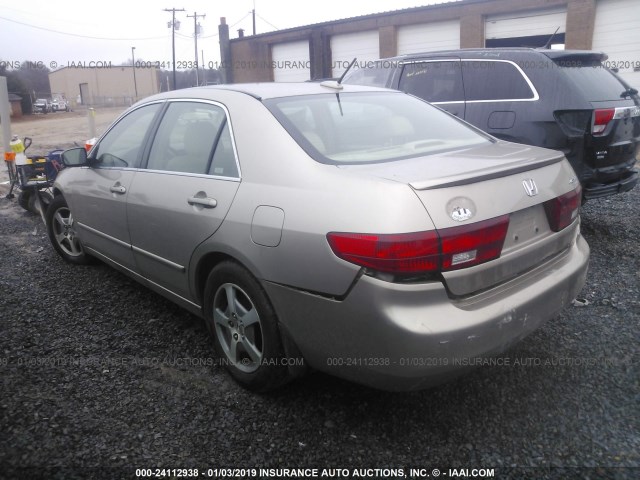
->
[218, 0, 639, 88]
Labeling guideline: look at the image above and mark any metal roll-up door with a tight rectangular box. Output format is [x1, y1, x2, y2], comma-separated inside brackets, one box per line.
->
[272, 41, 311, 82]
[397, 20, 460, 55]
[485, 8, 567, 48]
[592, 0, 640, 89]
[331, 31, 380, 77]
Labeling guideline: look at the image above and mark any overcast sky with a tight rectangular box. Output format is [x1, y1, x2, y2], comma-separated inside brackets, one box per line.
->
[0, 0, 445, 70]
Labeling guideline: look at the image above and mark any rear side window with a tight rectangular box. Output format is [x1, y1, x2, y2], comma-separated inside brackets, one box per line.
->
[147, 102, 238, 177]
[462, 61, 535, 101]
[398, 61, 464, 103]
[555, 60, 630, 102]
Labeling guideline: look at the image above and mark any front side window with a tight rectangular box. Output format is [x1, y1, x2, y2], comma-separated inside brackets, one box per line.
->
[92, 103, 161, 168]
[398, 61, 464, 103]
[265, 92, 490, 164]
[147, 101, 238, 177]
[462, 61, 535, 101]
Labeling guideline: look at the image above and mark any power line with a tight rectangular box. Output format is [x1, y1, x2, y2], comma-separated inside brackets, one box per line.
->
[0, 4, 108, 31]
[230, 13, 252, 29]
[255, 13, 279, 31]
[0, 12, 254, 43]
[0, 14, 167, 41]
[197, 13, 251, 39]
[196, 12, 251, 39]
[191, 13, 251, 39]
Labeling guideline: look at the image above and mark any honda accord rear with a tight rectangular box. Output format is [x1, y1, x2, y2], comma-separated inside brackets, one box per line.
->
[50, 83, 589, 391]
[260, 87, 589, 390]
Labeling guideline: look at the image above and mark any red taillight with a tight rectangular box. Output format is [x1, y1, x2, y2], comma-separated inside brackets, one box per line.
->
[592, 108, 615, 135]
[326, 231, 440, 273]
[440, 215, 510, 271]
[544, 186, 582, 232]
[327, 215, 510, 275]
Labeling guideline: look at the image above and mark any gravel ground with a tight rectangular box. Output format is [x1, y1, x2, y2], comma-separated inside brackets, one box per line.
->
[0, 170, 638, 479]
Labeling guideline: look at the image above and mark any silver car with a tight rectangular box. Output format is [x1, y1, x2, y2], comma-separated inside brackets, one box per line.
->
[47, 82, 589, 391]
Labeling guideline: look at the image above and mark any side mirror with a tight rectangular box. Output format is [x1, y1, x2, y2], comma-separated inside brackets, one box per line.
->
[61, 147, 88, 167]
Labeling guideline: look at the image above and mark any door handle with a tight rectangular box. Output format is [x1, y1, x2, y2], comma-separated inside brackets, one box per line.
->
[110, 185, 126, 194]
[188, 196, 217, 208]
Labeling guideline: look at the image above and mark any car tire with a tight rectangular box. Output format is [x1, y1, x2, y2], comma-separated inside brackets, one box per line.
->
[203, 261, 292, 392]
[27, 190, 53, 215]
[17, 190, 32, 212]
[46, 195, 92, 265]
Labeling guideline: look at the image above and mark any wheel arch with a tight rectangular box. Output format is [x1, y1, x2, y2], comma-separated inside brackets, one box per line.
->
[194, 252, 234, 306]
[192, 249, 308, 380]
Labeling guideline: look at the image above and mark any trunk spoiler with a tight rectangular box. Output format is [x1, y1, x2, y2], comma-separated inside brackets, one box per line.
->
[410, 154, 565, 191]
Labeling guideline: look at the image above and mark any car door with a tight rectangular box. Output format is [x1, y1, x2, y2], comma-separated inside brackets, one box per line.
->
[72, 102, 162, 272]
[396, 59, 466, 118]
[127, 100, 241, 301]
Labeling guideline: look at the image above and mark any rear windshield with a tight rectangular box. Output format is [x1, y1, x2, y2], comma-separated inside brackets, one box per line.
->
[556, 59, 628, 102]
[264, 92, 490, 165]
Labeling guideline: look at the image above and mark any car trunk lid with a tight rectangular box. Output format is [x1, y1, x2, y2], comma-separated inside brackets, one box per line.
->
[338, 141, 581, 296]
[338, 141, 566, 206]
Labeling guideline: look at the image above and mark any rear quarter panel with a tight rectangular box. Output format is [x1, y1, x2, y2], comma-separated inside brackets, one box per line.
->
[190, 93, 437, 297]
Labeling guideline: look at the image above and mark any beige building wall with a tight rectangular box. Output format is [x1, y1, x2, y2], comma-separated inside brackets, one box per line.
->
[49, 66, 160, 107]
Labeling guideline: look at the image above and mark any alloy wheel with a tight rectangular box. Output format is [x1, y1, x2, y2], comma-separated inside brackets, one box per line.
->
[213, 283, 264, 373]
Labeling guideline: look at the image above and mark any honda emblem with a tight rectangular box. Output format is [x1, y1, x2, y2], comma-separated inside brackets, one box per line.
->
[522, 178, 538, 197]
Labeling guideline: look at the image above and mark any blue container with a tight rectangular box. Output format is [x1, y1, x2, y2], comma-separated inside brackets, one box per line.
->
[45, 149, 65, 181]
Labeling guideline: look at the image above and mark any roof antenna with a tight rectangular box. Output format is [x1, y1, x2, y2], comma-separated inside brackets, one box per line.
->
[337, 57, 357, 84]
[320, 57, 357, 90]
[542, 27, 561, 49]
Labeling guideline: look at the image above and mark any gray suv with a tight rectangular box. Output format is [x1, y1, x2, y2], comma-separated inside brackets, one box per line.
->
[344, 48, 640, 200]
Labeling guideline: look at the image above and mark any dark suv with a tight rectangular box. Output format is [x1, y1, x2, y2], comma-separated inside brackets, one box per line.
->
[344, 48, 639, 200]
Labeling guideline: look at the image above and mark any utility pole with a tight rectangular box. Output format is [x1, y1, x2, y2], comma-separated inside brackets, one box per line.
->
[131, 46, 138, 99]
[252, 0, 256, 35]
[252, 9, 256, 35]
[201, 49, 206, 85]
[164, 7, 185, 90]
[187, 11, 206, 86]
[219, 17, 230, 84]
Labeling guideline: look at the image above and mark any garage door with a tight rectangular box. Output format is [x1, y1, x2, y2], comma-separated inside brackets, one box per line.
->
[272, 41, 310, 82]
[485, 8, 566, 48]
[592, 0, 640, 89]
[397, 20, 460, 55]
[331, 31, 380, 77]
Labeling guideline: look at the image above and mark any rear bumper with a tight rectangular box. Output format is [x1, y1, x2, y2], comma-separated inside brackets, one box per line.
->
[583, 169, 638, 200]
[266, 232, 589, 391]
